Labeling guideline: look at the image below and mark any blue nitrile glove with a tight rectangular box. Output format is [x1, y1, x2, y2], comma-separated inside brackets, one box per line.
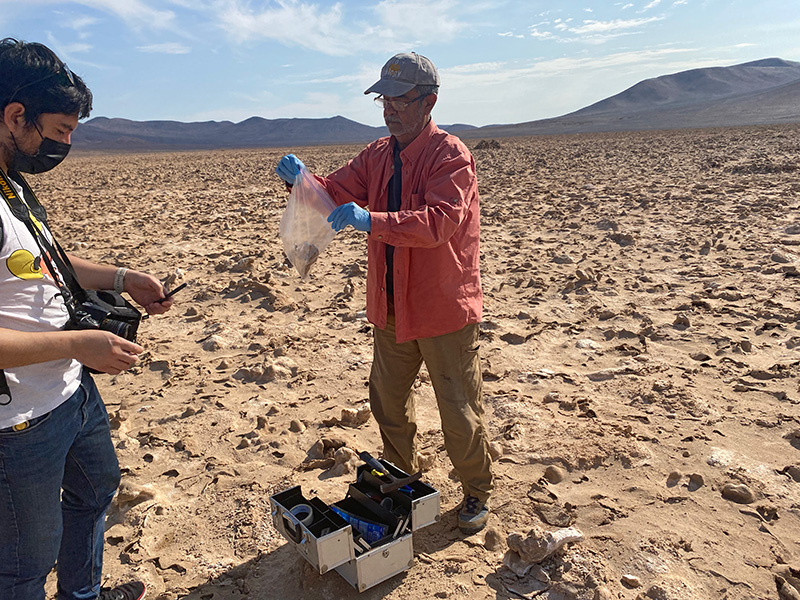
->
[328, 202, 371, 233]
[275, 154, 305, 185]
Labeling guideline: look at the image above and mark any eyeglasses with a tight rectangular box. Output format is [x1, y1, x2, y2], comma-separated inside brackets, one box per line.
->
[374, 93, 430, 111]
[7, 63, 76, 105]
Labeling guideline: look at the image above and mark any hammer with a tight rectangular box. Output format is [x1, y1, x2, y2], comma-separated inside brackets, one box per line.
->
[358, 450, 421, 494]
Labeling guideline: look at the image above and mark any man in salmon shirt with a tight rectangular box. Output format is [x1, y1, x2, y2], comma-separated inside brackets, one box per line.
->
[276, 52, 493, 534]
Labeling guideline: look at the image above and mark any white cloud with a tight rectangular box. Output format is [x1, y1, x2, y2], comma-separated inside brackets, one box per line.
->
[672, 0, 688, 5]
[137, 42, 191, 54]
[24, 0, 178, 30]
[498, 32, 525, 39]
[373, 0, 466, 42]
[67, 15, 100, 30]
[77, 0, 177, 30]
[642, 0, 662, 10]
[435, 47, 712, 124]
[210, 0, 466, 55]
[530, 28, 555, 39]
[569, 17, 663, 34]
[621, 3, 634, 8]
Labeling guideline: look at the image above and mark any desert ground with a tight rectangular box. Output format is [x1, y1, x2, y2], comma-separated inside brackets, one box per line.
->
[35, 124, 800, 600]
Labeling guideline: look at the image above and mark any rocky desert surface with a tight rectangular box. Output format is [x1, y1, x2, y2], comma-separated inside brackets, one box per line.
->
[36, 123, 800, 600]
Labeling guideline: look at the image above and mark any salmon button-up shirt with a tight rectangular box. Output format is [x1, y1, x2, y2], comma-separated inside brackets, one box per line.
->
[316, 119, 482, 344]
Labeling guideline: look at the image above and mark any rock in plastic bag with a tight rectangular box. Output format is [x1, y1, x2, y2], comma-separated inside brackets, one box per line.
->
[279, 166, 337, 278]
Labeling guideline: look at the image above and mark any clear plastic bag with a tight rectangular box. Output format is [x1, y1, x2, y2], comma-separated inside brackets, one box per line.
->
[279, 166, 337, 278]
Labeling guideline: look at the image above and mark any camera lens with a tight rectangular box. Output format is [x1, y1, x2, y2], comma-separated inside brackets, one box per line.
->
[102, 318, 131, 340]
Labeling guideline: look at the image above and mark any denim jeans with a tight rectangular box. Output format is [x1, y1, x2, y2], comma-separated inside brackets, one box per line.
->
[0, 369, 121, 600]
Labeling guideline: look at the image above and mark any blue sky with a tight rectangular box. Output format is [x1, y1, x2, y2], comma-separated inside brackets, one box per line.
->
[5, 0, 799, 127]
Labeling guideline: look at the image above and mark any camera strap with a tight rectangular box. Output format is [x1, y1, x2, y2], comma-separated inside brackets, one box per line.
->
[0, 169, 84, 302]
[0, 169, 88, 402]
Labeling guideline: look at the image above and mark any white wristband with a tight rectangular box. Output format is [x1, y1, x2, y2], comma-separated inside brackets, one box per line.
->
[114, 267, 128, 293]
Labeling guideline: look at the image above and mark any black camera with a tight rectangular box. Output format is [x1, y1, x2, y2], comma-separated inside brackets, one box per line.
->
[64, 290, 142, 342]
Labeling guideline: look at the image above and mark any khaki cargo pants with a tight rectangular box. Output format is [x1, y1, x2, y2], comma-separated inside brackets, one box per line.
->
[369, 316, 494, 503]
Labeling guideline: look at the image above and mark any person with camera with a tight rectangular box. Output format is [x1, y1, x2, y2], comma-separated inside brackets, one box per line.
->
[0, 38, 173, 600]
[275, 52, 493, 535]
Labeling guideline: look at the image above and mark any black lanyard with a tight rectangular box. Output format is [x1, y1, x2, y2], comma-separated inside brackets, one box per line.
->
[0, 169, 85, 405]
[0, 169, 83, 300]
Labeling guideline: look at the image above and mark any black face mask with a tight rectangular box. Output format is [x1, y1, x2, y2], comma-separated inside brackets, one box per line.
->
[12, 135, 71, 174]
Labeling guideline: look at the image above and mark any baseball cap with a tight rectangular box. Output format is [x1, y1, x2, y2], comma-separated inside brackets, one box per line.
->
[364, 52, 440, 96]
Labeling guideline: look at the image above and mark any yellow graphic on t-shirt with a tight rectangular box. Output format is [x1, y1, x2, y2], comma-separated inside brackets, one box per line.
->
[7, 249, 44, 280]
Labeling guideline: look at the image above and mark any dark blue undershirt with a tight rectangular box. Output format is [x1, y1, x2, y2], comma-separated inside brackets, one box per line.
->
[385, 143, 402, 297]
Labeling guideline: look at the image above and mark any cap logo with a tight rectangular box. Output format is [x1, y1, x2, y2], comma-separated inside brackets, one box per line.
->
[387, 63, 401, 78]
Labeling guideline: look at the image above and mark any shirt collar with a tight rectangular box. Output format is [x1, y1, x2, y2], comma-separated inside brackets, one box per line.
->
[392, 118, 438, 163]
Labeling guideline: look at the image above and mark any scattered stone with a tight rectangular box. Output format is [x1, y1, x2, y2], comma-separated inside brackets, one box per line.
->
[115, 482, 158, 510]
[594, 587, 614, 600]
[771, 249, 794, 264]
[306, 439, 326, 460]
[417, 450, 437, 471]
[785, 430, 800, 448]
[325, 447, 359, 477]
[666, 471, 682, 487]
[721, 482, 756, 504]
[785, 466, 800, 482]
[543, 391, 560, 403]
[596, 219, 619, 231]
[688, 473, 705, 491]
[786, 224, 800, 235]
[610, 233, 636, 246]
[202, 335, 225, 352]
[483, 526, 505, 552]
[544, 465, 567, 484]
[576, 339, 602, 350]
[621, 574, 642, 588]
[773, 566, 800, 600]
[338, 405, 372, 427]
[217, 359, 232, 370]
[504, 525, 583, 576]
[289, 419, 306, 433]
[673, 313, 690, 327]
[689, 352, 711, 362]
[652, 380, 672, 392]
[501, 332, 528, 345]
[180, 406, 198, 418]
[553, 254, 575, 264]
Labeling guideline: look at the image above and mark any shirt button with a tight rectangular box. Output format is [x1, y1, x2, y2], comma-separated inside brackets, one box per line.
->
[380, 287, 385, 292]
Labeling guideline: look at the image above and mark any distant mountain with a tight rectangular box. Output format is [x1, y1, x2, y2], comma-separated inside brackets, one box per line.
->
[459, 57, 800, 138]
[72, 115, 389, 151]
[73, 114, 478, 152]
[72, 58, 800, 151]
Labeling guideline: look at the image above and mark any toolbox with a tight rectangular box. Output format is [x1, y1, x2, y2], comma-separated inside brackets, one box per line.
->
[270, 457, 440, 592]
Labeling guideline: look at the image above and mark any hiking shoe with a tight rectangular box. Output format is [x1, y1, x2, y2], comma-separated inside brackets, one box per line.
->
[458, 496, 489, 534]
[99, 581, 146, 600]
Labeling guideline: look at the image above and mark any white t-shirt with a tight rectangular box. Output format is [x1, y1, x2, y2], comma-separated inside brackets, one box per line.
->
[0, 177, 82, 430]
